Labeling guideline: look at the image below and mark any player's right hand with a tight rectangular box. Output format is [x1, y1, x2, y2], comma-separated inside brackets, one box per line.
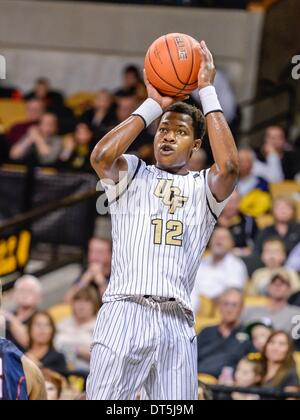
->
[143, 69, 188, 110]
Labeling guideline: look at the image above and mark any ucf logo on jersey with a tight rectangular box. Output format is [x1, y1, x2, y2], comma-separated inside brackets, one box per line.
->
[154, 179, 188, 214]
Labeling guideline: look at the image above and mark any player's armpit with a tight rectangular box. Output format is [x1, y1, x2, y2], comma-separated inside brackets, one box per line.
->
[22, 356, 47, 401]
[208, 162, 238, 202]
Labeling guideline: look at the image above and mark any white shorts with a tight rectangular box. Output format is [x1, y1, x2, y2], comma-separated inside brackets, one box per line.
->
[86, 297, 198, 400]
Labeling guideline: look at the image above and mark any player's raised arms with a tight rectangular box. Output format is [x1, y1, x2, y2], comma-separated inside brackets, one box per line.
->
[197, 41, 239, 202]
[90, 83, 187, 183]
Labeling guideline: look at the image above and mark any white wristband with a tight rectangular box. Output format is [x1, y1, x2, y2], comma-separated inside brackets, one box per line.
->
[199, 86, 223, 116]
[132, 98, 163, 128]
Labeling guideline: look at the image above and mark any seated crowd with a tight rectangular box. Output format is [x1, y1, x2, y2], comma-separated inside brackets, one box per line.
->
[1, 66, 300, 400]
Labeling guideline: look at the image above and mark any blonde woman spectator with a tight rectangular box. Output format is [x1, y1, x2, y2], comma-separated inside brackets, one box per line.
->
[255, 197, 300, 256]
[55, 287, 100, 372]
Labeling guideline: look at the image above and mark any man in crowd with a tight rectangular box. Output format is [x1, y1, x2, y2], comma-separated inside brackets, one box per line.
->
[9, 113, 62, 165]
[243, 272, 300, 335]
[5, 275, 42, 350]
[197, 288, 252, 378]
[6, 98, 45, 147]
[191, 227, 248, 312]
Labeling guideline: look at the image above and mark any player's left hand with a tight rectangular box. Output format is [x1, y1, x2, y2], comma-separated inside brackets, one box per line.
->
[196, 41, 216, 90]
[144, 69, 188, 110]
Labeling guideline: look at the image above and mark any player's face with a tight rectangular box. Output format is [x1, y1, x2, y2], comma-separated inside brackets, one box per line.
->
[154, 112, 201, 174]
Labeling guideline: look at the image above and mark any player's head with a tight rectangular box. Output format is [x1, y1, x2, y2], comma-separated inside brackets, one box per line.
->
[154, 102, 206, 173]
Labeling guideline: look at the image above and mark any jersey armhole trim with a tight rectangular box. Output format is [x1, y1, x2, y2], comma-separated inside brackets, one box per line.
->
[203, 169, 218, 222]
[110, 158, 142, 205]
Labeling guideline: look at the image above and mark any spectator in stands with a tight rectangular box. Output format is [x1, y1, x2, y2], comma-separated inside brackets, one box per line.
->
[5, 275, 42, 350]
[26, 311, 67, 376]
[115, 90, 152, 154]
[253, 126, 288, 183]
[245, 320, 274, 353]
[24, 78, 76, 135]
[10, 113, 62, 165]
[255, 197, 300, 256]
[116, 64, 147, 101]
[81, 89, 116, 138]
[237, 148, 269, 197]
[197, 288, 252, 378]
[261, 331, 299, 392]
[250, 239, 300, 296]
[42, 368, 65, 401]
[55, 287, 100, 372]
[188, 149, 207, 172]
[64, 237, 111, 304]
[231, 355, 264, 400]
[6, 98, 45, 147]
[24, 78, 63, 110]
[218, 190, 257, 254]
[257, 126, 300, 181]
[60, 122, 95, 172]
[286, 242, 300, 273]
[243, 272, 300, 334]
[191, 228, 248, 311]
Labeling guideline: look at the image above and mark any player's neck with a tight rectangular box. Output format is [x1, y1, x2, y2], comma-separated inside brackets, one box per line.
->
[155, 164, 189, 176]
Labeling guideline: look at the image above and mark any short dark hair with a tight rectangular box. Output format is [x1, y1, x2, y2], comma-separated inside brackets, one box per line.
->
[162, 102, 206, 140]
[124, 65, 141, 78]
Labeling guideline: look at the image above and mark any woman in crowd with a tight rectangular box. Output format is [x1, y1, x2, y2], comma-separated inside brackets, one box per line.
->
[81, 89, 116, 137]
[255, 197, 300, 256]
[60, 122, 95, 172]
[55, 286, 100, 373]
[26, 311, 68, 376]
[261, 331, 299, 391]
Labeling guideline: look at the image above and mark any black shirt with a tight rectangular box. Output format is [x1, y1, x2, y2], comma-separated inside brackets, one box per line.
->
[254, 222, 300, 256]
[197, 325, 252, 378]
[38, 347, 68, 376]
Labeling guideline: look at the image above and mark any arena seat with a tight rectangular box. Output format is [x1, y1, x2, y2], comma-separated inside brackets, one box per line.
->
[244, 296, 270, 307]
[295, 353, 300, 378]
[270, 182, 300, 199]
[195, 316, 221, 335]
[66, 92, 96, 116]
[48, 303, 72, 324]
[0, 99, 26, 131]
[198, 373, 218, 385]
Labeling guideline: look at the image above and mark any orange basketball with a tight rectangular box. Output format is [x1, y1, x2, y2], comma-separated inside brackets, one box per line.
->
[144, 33, 201, 98]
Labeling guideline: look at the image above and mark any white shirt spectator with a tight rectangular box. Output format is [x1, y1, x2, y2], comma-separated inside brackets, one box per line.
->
[191, 253, 248, 313]
[253, 154, 284, 183]
[286, 243, 300, 272]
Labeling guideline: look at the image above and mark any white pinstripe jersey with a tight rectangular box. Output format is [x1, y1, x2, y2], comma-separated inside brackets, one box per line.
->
[100, 154, 229, 322]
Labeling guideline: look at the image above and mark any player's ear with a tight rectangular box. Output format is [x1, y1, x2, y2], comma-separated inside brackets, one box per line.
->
[193, 139, 202, 151]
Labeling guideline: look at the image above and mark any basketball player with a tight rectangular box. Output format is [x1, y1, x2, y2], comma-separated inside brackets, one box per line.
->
[87, 41, 239, 400]
[0, 337, 46, 400]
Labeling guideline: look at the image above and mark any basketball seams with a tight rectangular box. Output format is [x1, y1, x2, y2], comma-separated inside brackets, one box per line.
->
[145, 34, 200, 97]
[147, 48, 185, 96]
[165, 34, 197, 88]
